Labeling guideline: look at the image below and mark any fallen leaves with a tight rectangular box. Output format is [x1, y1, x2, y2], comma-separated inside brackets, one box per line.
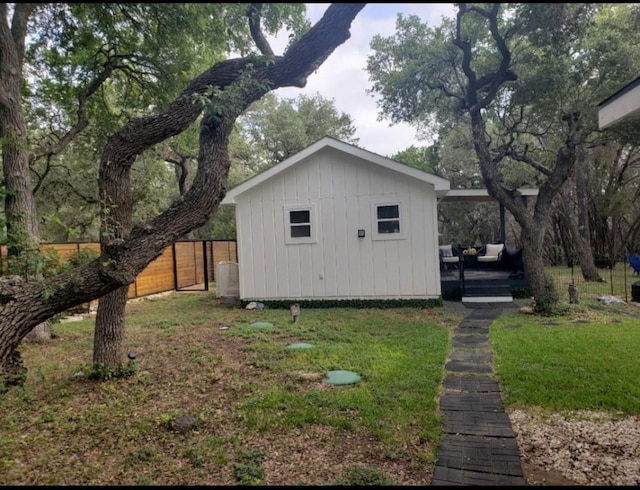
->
[509, 408, 640, 486]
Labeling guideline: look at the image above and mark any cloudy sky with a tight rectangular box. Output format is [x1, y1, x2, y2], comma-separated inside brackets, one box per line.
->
[270, 3, 457, 158]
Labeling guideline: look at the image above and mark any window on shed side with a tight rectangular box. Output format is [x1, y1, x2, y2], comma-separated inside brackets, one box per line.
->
[376, 204, 400, 234]
[289, 209, 311, 237]
[284, 204, 316, 244]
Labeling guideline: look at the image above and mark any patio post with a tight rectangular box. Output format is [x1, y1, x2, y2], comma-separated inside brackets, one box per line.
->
[499, 204, 506, 243]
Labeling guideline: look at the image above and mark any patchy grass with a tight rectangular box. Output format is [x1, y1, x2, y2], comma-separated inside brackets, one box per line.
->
[0, 292, 456, 485]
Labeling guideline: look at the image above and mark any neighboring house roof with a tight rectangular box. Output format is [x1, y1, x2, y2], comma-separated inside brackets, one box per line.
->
[597, 75, 640, 129]
[220, 136, 451, 205]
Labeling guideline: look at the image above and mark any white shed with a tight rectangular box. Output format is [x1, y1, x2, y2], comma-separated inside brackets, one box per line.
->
[220, 136, 450, 302]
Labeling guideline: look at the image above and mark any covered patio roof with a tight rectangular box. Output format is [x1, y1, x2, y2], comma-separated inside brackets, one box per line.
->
[439, 187, 539, 203]
[437, 187, 539, 244]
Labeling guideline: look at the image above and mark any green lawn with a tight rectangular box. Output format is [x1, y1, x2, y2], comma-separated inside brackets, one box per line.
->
[491, 299, 640, 415]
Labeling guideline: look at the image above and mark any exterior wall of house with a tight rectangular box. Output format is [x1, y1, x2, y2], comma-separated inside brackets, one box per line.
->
[233, 146, 441, 300]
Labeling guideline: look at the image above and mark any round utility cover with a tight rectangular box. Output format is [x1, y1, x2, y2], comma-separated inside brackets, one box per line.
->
[287, 342, 314, 350]
[249, 321, 274, 328]
[323, 370, 361, 385]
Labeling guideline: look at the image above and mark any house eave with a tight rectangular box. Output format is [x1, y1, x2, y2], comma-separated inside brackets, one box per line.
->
[439, 188, 539, 203]
[597, 76, 640, 129]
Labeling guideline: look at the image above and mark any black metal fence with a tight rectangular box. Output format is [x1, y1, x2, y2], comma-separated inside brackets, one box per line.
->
[547, 252, 640, 303]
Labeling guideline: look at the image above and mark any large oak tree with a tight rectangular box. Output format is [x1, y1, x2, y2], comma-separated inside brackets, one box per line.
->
[0, 3, 366, 388]
[366, 3, 640, 311]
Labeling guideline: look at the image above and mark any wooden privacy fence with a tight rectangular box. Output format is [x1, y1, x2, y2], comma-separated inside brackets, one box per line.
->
[0, 239, 237, 300]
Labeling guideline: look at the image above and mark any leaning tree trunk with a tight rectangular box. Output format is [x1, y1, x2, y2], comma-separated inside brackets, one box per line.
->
[558, 184, 603, 282]
[573, 153, 603, 281]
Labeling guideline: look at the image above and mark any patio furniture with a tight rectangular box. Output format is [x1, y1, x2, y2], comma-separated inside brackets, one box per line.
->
[439, 244, 460, 269]
[477, 243, 505, 267]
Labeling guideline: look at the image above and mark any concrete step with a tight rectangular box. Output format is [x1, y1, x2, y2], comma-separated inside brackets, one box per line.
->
[462, 284, 513, 303]
[462, 295, 513, 304]
[463, 284, 512, 297]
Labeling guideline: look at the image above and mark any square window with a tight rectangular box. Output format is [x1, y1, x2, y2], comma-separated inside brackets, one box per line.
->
[284, 204, 316, 244]
[372, 202, 404, 240]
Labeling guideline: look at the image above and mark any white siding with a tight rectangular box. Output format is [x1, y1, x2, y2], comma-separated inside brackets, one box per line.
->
[234, 147, 441, 300]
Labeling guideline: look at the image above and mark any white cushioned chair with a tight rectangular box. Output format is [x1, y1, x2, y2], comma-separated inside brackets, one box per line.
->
[477, 243, 505, 265]
[439, 244, 459, 269]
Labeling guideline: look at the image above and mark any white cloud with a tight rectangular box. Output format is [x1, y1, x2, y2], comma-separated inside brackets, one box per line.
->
[271, 3, 457, 157]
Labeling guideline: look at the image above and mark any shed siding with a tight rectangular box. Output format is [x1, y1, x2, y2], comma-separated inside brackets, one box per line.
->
[234, 147, 441, 300]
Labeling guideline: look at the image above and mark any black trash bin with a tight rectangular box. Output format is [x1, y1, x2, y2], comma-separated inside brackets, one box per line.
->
[632, 281, 640, 303]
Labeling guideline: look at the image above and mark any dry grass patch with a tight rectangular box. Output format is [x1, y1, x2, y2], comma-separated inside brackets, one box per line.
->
[0, 292, 451, 485]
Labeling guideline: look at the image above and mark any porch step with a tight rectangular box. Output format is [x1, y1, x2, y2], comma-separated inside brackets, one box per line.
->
[463, 295, 513, 303]
[462, 284, 513, 304]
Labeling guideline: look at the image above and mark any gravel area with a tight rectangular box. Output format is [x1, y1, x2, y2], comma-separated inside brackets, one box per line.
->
[509, 408, 640, 486]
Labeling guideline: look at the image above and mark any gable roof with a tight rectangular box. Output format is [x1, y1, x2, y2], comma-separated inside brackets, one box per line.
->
[221, 136, 451, 205]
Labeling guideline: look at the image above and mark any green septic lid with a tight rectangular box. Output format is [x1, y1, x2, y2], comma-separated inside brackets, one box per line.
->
[287, 342, 314, 350]
[323, 370, 361, 386]
[249, 322, 274, 328]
